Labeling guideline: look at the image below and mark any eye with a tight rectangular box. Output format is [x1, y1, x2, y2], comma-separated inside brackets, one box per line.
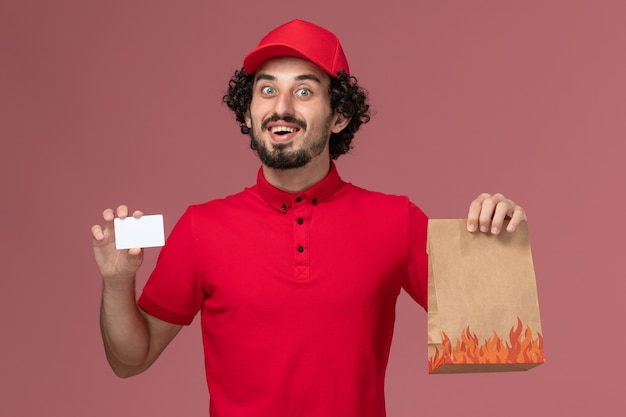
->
[295, 88, 312, 97]
[261, 86, 276, 95]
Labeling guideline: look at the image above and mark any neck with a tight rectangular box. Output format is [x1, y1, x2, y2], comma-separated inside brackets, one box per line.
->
[262, 156, 331, 193]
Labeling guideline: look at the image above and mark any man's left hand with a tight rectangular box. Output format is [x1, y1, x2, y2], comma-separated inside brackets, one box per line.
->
[466, 193, 526, 235]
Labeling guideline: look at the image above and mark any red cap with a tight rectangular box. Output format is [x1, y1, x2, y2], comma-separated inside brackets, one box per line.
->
[243, 19, 350, 77]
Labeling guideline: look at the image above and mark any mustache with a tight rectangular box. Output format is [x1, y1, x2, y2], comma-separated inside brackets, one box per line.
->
[261, 114, 307, 130]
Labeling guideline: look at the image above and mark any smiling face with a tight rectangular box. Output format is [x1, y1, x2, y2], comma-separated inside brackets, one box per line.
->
[245, 57, 349, 170]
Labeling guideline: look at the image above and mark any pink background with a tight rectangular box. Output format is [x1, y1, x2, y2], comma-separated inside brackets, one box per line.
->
[2, 1, 625, 416]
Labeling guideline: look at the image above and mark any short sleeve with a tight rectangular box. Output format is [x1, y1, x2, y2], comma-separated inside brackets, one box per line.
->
[138, 207, 204, 325]
[402, 202, 429, 310]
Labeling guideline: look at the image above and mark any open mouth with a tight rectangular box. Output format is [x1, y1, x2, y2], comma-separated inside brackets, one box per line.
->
[269, 126, 300, 135]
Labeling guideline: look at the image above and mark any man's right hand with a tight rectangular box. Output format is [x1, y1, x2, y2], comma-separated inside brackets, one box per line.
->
[92, 204, 182, 378]
[91, 205, 144, 282]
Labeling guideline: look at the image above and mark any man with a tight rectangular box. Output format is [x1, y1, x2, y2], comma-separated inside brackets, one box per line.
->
[92, 19, 526, 417]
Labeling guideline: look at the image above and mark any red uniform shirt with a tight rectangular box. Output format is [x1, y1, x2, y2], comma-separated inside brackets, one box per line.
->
[138, 163, 428, 417]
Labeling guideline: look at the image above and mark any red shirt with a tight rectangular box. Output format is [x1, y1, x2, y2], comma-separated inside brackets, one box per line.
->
[138, 163, 428, 417]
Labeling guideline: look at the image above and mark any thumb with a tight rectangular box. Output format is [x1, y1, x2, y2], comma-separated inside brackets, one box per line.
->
[126, 247, 144, 266]
[118, 247, 144, 277]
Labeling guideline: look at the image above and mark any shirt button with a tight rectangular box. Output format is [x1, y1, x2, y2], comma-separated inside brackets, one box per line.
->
[297, 246, 304, 252]
[312, 198, 318, 205]
[297, 218, 304, 225]
[295, 197, 302, 203]
[281, 204, 287, 211]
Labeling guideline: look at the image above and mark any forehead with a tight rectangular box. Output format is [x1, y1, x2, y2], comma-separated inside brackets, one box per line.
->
[254, 56, 330, 85]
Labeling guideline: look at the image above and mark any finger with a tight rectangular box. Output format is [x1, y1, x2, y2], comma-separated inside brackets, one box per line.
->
[116, 205, 130, 219]
[91, 224, 104, 241]
[466, 193, 491, 232]
[101, 208, 117, 237]
[490, 198, 514, 235]
[102, 208, 115, 222]
[478, 194, 501, 233]
[505, 206, 527, 232]
[132, 210, 144, 218]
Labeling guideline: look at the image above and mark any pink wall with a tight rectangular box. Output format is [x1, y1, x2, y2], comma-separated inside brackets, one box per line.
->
[2, 1, 625, 416]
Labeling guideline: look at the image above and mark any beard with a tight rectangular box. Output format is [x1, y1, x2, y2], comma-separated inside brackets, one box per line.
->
[249, 114, 330, 170]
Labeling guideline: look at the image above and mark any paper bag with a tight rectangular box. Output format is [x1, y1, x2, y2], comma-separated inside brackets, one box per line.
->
[427, 219, 545, 374]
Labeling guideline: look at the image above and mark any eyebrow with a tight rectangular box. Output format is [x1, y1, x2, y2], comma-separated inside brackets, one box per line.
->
[254, 73, 323, 84]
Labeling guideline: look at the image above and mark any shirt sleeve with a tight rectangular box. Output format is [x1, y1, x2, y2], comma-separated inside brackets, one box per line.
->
[402, 201, 429, 310]
[138, 207, 204, 325]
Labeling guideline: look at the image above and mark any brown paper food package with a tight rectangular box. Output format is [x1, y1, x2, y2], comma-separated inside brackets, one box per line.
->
[427, 219, 545, 374]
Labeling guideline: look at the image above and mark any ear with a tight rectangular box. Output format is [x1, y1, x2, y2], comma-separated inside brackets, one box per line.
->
[244, 111, 251, 129]
[331, 113, 351, 134]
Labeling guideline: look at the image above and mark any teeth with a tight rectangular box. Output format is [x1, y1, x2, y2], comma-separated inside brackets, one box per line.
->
[270, 126, 296, 134]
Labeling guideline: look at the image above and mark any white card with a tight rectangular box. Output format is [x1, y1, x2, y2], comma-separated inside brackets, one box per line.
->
[114, 214, 165, 250]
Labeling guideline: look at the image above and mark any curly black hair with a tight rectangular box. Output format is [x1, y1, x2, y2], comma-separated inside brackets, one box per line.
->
[222, 69, 370, 160]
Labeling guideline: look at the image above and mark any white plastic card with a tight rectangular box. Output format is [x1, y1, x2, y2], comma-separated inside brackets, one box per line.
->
[114, 214, 165, 250]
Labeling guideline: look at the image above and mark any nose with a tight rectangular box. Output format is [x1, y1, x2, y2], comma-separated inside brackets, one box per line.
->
[274, 91, 295, 116]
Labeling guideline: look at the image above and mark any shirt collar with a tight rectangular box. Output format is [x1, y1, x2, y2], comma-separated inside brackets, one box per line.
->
[256, 162, 344, 212]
